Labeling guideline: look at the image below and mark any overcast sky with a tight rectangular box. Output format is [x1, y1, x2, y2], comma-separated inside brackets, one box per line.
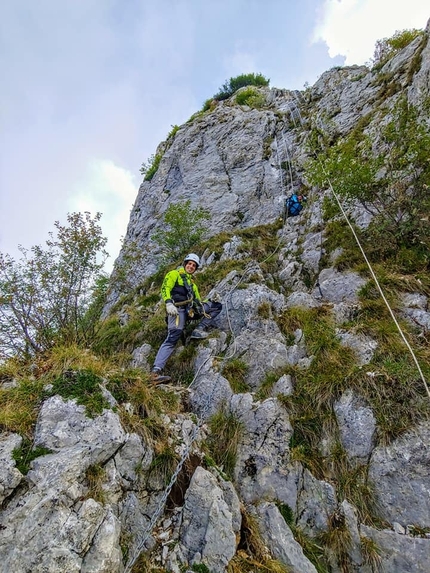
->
[1, 1, 428, 271]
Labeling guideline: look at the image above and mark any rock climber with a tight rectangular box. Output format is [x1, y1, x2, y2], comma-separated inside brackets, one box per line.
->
[150, 253, 222, 384]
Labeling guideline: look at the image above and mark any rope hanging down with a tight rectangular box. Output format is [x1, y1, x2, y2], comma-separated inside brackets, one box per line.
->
[324, 172, 430, 400]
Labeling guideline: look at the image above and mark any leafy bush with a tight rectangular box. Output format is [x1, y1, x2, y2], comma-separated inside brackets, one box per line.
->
[152, 199, 210, 262]
[140, 152, 162, 181]
[0, 212, 108, 360]
[166, 124, 179, 140]
[304, 97, 430, 263]
[372, 28, 424, 68]
[235, 87, 266, 108]
[213, 73, 269, 101]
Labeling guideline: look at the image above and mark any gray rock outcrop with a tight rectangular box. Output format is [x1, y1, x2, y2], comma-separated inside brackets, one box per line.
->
[2, 19, 430, 573]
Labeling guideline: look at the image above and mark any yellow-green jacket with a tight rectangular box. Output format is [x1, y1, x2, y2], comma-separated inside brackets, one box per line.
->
[161, 267, 201, 304]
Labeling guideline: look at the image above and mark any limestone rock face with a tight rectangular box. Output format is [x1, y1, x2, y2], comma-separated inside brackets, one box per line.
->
[334, 390, 377, 463]
[176, 467, 240, 573]
[254, 502, 318, 573]
[2, 22, 430, 573]
[0, 433, 23, 504]
[368, 421, 430, 529]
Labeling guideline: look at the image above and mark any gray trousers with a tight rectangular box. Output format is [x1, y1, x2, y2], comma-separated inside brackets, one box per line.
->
[153, 301, 222, 371]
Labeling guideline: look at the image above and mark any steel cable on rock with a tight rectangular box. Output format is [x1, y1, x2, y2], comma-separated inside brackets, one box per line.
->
[124, 353, 219, 573]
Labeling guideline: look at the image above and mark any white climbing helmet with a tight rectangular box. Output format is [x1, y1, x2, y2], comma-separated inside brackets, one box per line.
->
[184, 253, 200, 268]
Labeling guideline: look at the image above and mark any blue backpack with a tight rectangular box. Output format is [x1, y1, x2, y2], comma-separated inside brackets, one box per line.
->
[286, 194, 305, 217]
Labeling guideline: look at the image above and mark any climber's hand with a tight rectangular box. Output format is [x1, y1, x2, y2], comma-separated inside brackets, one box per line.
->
[166, 302, 179, 317]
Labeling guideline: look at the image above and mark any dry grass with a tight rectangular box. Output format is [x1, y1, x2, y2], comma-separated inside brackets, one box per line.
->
[0, 377, 45, 437]
[360, 535, 382, 572]
[85, 463, 106, 504]
[204, 410, 243, 479]
[228, 511, 291, 573]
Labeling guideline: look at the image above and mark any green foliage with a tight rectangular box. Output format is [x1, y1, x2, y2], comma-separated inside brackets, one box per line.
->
[305, 132, 380, 203]
[276, 307, 358, 477]
[276, 502, 295, 527]
[140, 153, 162, 181]
[0, 212, 108, 360]
[49, 369, 111, 417]
[201, 98, 218, 113]
[148, 446, 179, 485]
[13, 439, 52, 475]
[191, 564, 210, 573]
[304, 97, 430, 263]
[166, 124, 179, 141]
[291, 528, 330, 573]
[204, 410, 243, 479]
[326, 443, 377, 525]
[221, 358, 250, 393]
[235, 87, 266, 108]
[152, 199, 210, 262]
[213, 73, 269, 101]
[372, 28, 424, 68]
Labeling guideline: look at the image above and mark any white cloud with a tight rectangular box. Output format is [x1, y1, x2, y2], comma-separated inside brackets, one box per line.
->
[313, 0, 429, 65]
[223, 45, 258, 77]
[67, 159, 137, 272]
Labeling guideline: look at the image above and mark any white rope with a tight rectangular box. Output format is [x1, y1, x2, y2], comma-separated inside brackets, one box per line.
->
[324, 174, 430, 400]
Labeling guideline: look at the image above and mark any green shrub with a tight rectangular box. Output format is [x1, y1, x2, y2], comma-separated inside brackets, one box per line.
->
[235, 87, 266, 108]
[166, 124, 179, 140]
[0, 212, 108, 360]
[213, 73, 269, 101]
[13, 439, 52, 475]
[372, 28, 424, 68]
[49, 369, 111, 417]
[304, 97, 430, 261]
[140, 153, 162, 181]
[152, 199, 210, 262]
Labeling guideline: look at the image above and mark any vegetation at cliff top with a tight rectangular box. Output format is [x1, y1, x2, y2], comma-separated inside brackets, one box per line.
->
[213, 72, 270, 101]
[372, 28, 425, 68]
[140, 152, 162, 180]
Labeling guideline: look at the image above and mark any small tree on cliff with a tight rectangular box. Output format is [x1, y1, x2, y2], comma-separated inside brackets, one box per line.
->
[152, 200, 210, 263]
[0, 212, 108, 360]
[305, 97, 430, 263]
